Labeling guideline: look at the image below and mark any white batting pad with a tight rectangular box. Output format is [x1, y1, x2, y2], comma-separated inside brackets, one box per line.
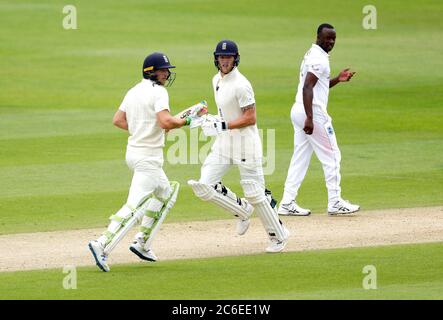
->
[103, 194, 154, 255]
[188, 180, 253, 220]
[144, 181, 180, 249]
[241, 180, 287, 241]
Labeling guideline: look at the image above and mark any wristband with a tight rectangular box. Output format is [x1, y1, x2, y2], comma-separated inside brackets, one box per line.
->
[185, 116, 191, 126]
[221, 121, 228, 130]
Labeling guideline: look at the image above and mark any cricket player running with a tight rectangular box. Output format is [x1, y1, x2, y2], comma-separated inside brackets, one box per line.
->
[88, 52, 206, 272]
[278, 23, 360, 216]
[188, 40, 290, 253]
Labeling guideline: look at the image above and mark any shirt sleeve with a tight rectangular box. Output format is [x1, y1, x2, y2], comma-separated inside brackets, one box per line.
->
[305, 58, 327, 79]
[118, 91, 132, 112]
[153, 86, 170, 113]
[236, 81, 256, 109]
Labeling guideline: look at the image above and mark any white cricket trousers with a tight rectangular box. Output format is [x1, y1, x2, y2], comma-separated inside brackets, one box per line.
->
[125, 148, 172, 207]
[282, 106, 342, 206]
[199, 151, 265, 188]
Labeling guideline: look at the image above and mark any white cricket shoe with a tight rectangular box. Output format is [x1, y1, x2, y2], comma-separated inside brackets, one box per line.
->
[328, 199, 360, 215]
[88, 240, 110, 272]
[236, 218, 250, 236]
[235, 199, 253, 236]
[266, 226, 290, 253]
[278, 200, 311, 216]
[129, 242, 157, 262]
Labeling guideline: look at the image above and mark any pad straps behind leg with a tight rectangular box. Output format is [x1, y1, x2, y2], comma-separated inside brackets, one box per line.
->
[143, 181, 180, 250]
[188, 180, 253, 220]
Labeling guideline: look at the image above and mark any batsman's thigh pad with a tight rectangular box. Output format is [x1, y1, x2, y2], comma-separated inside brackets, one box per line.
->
[188, 180, 252, 220]
[241, 180, 287, 241]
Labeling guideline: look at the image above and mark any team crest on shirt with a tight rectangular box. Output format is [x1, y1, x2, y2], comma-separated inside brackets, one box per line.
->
[327, 126, 334, 135]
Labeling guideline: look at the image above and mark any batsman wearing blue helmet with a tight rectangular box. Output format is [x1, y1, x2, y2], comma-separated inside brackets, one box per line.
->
[88, 52, 206, 272]
[188, 40, 290, 253]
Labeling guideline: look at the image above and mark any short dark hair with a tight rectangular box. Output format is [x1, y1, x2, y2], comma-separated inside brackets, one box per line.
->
[317, 23, 334, 35]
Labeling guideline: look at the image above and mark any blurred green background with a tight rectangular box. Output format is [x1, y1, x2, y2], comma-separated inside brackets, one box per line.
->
[1, 0, 442, 234]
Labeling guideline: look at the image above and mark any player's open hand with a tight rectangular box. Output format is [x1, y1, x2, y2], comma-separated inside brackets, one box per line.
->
[338, 68, 356, 82]
[303, 118, 314, 135]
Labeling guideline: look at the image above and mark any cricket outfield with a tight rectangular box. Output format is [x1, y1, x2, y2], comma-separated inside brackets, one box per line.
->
[0, 0, 442, 299]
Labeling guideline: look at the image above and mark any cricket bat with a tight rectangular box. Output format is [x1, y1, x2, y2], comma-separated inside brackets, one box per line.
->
[174, 100, 208, 119]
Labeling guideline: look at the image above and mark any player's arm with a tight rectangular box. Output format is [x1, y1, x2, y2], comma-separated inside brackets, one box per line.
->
[156, 109, 187, 130]
[113, 110, 128, 131]
[224, 82, 256, 129]
[330, 68, 356, 88]
[302, 72, 319, 135]
[226, 104, 256, 129]
[201, 105, 255, 136]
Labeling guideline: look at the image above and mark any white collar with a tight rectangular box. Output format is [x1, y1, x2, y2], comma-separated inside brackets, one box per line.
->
[312, 44, 330, 57]
[142, 78, 161, 86]
[218, 67, 239, 81]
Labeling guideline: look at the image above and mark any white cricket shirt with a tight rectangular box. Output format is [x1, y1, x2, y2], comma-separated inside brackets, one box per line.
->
[211, 67, 262, 161]
[119, 79, 169, 153]
[294, 44, 331, 113]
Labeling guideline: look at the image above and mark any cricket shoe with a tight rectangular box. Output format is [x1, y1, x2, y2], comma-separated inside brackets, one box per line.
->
[266, 226, 290, 253]
[88, 240, 110, 272]
[328, 199, 360, 215]
[236, 218, 251, 236]
[129, 242, 157, 262]
[278, 200, 311, 216]
[235, 200, 254, 236]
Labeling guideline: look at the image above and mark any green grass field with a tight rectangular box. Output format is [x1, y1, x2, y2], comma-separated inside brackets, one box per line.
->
[1, 242, 442, 300]
[0, 0, 442, 300]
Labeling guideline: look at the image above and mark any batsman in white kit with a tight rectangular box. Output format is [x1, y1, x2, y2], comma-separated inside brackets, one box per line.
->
[88, 52, 206, 272]
[188, 40, 290, 253]
[278, 23, 360, 216]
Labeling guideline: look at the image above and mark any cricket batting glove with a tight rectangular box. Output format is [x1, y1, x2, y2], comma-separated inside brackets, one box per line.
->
[201, 114, 228, 136]
[186, 102, 208, 128]
[189, 116, 206, 129]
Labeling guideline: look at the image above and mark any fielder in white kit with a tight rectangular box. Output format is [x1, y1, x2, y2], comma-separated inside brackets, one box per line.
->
[189, 40, 289, 253]
[278, 23, 360, 216]
[88, 52, 205, 272]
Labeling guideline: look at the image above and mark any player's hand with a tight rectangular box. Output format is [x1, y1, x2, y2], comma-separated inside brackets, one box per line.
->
[191, 101, 208, 118]
[201, 115, 228, 136]
[186, 102, 209, 128]
[338, 68, 356, 82]
[303, 118, 314, 135]
[189, 115, 206, 129]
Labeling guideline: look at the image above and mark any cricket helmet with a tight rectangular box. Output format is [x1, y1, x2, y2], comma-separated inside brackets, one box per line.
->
[142, 52, 176, 86]
[213, 40, 240, 69]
